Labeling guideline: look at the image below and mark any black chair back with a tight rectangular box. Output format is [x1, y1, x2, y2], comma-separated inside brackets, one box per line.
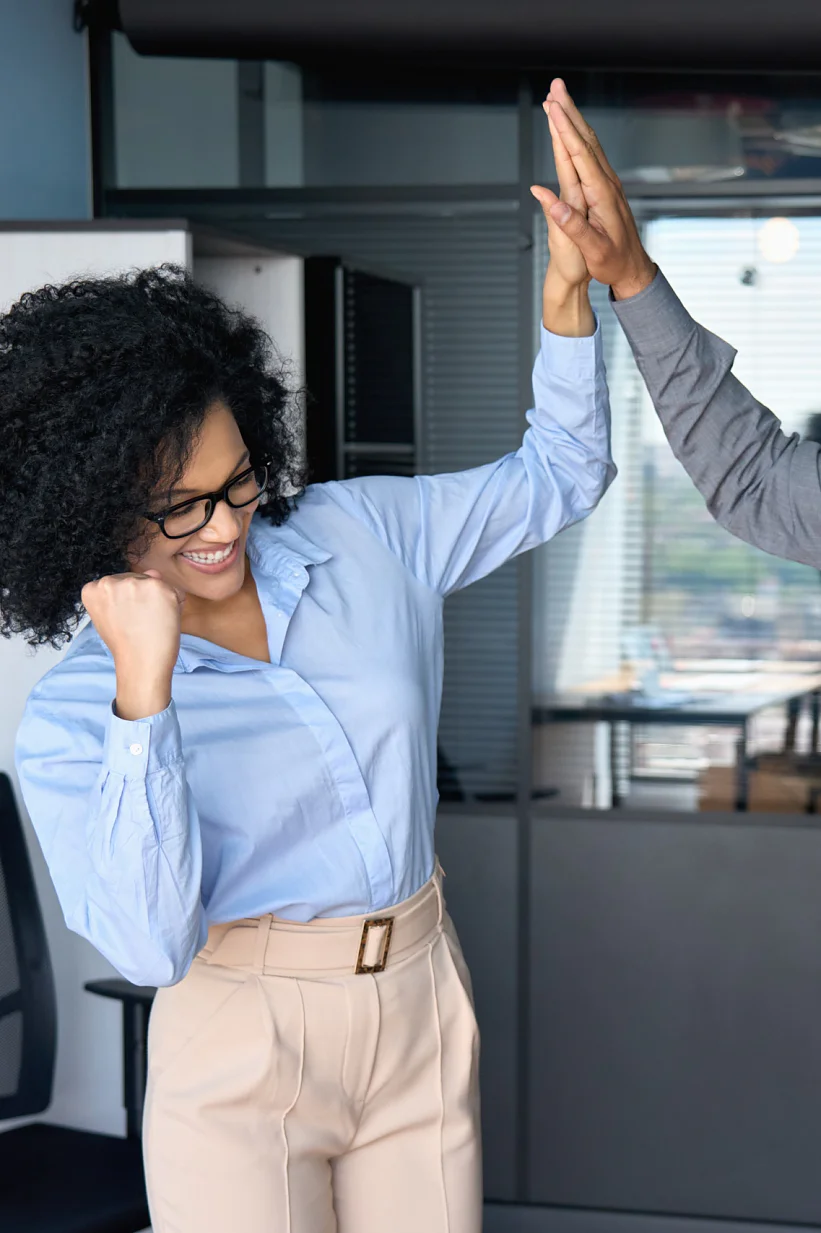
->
[0, 771, 57, 1119]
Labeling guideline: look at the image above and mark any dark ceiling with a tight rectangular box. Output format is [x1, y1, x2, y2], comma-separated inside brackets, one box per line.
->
[115, 0, 821, 72]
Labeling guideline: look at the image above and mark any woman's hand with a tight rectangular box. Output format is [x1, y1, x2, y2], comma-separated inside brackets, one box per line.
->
[531, 97, 595, 336]
[531, 100, 591, 290]
[81, 570, 186, 720]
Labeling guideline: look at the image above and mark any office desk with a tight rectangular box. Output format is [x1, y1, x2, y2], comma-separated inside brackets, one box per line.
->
[533, 662, 821, 810]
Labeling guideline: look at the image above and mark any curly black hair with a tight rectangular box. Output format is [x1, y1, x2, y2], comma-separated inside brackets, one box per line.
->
[0, 264, 304, 647]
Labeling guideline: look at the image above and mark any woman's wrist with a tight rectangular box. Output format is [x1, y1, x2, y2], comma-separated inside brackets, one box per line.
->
[542, 273, 595, 337]
[115, 667, 173, 721]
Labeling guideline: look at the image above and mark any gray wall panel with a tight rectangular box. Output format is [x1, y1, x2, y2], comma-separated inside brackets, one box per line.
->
[484, 1202, 821, 1233]
[528, 810, 821, 1224]
[1, 0, 90, 218]
[436, 808, 519, 1200]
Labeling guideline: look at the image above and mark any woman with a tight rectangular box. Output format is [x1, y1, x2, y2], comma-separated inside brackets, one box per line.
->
[7, 158, 613, 1232]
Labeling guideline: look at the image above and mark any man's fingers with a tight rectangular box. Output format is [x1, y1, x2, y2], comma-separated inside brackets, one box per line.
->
[548, 78, 620, 185]
[547, 101, 615, 205]
[544, 102, 585, 212]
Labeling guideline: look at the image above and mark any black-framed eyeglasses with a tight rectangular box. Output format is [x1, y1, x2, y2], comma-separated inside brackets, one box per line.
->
[145, 462, 270, 540]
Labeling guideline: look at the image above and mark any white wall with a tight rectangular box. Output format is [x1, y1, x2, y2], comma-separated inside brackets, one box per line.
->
[0, 227, 190, 1135]
[0, 230, 193, 313]
[194, 254, 304, 384]
[194, 253, 306, 460]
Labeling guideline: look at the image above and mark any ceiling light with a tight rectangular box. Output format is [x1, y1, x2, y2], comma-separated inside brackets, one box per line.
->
[757, 217, 800, 264]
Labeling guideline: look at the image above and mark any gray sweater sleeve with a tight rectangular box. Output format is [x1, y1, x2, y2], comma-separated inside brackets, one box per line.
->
[611, 269, 821, 570]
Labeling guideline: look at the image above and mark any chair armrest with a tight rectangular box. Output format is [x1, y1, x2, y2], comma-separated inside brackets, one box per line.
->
[84, 980, 156, 1138]
[84, 978, 157, 1006]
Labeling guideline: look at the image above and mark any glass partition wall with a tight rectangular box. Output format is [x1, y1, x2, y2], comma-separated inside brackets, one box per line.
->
[96, 40, 821, 811]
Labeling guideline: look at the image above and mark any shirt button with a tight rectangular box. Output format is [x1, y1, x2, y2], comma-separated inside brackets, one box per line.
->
[129, 743, 143, 756]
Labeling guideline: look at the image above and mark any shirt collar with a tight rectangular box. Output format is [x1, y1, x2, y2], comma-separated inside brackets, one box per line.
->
[174, 513, 331, 673]
[245, 511, 332, 578]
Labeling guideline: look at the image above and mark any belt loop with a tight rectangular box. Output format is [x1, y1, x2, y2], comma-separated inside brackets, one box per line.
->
[433, 860, 445, 926]
[253, 914, 273, 974]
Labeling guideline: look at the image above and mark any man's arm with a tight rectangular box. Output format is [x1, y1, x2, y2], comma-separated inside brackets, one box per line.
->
[534, 77, 821, 569]
[612, 270, 821, 569]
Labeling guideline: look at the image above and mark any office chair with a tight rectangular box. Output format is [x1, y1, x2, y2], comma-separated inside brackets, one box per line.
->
[0, 772, 150, 1233]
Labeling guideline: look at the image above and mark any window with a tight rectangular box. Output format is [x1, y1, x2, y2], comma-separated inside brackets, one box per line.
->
[532, 209, 821, 805]
[641, 214, 821, 661]
[533, 73, 821, 189]
[110, 36, 517, 190]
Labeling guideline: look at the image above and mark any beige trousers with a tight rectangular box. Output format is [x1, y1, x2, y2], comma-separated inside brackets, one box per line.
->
[143, 866, 482, 1233]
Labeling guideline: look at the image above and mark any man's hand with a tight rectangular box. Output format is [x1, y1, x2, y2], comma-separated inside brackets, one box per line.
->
[531, 79, 657, 301]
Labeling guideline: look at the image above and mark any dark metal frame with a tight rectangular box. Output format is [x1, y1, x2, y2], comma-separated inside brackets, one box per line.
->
[0, 774, 57, 1120]
[85, 5, 118, 218]
[84, 979, 155, 1140]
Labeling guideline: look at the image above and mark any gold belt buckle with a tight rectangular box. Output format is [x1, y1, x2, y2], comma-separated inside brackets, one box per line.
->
[355, 916, 395, 974]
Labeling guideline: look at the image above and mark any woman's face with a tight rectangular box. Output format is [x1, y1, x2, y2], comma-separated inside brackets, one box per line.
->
[130, 401, 259, 604]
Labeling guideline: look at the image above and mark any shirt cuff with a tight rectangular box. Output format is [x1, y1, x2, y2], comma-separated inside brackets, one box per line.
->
[608, 269, 701, 360]
[536, 310, 603, 387]
[103, 700, 183, 778]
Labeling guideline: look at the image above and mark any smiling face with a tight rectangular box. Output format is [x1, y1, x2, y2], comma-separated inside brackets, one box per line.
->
[130, 400, 260, 607]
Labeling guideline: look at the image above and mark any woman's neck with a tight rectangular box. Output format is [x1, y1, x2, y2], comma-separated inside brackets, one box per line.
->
[181, 557, 271, 662]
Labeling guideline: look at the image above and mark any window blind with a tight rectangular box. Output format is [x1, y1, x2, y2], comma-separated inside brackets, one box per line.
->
[640, 215, 821, 664]
[531, 219, 646, 804]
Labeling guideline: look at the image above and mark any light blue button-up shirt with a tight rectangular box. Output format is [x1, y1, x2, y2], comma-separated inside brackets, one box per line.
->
[15, 321, 613, 987]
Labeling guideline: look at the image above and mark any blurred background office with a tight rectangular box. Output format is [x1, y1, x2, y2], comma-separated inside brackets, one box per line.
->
[7, 3, 821, 1231]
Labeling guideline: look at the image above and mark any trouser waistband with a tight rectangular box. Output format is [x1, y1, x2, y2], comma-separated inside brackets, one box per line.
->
[199, 862, 446, 977]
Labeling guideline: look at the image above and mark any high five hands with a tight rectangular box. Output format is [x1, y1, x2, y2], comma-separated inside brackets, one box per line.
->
[531, 79, 658, 302]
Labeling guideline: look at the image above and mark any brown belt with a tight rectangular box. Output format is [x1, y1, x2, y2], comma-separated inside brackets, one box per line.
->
[200, 862, 446, 977]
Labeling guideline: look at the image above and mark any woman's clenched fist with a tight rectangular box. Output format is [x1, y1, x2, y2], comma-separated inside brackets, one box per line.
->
[81, 570, 186, 720]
